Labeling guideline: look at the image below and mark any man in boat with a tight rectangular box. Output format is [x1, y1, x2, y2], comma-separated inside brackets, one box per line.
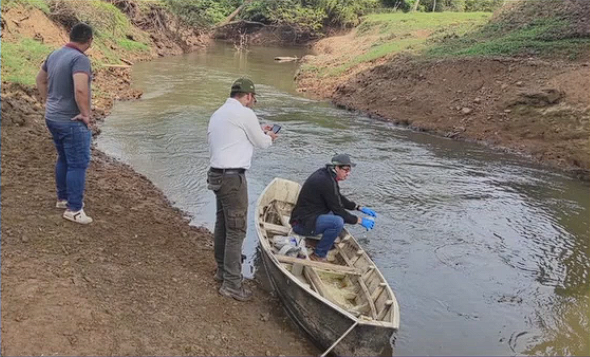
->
[207, 77, 279, 302]
[289, 154, 377, 262]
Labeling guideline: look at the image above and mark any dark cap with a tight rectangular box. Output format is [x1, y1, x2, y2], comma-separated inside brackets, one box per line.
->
[331, 153, 356, 167]
[231, 78, 256, 94]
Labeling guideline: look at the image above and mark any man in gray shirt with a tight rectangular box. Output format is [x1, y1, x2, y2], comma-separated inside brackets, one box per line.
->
[36, 23, 94, 224]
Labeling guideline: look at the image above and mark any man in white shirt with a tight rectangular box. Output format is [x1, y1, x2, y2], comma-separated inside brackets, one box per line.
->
[207, 78, 278, 302]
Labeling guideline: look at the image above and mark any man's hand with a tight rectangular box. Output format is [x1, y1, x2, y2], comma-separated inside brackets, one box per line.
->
[267, 131, 278, 141]
[359, 217, 375, 231]
[262, 124, 272, 132]
[72, 114, 90, 126]
[360, 207, 377, 218]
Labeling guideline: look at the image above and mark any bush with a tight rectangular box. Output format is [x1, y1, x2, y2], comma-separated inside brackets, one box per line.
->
[162, 0, 239, 27]
[242, 0, 378, 29]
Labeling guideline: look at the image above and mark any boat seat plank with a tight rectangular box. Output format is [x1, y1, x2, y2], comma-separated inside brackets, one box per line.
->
[262, 222, 290, 235]
[275, 255, 361, 275]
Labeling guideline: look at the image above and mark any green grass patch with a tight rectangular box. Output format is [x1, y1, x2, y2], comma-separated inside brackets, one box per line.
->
[328, 38, 422, 76]
[356, 12, 491, 37]
[117, 39, 150, 52]
[1, 38, 56, 85]
[426, 17, 590, 59]
[1, 0, 51, 14]
[314, 12, 491, 78]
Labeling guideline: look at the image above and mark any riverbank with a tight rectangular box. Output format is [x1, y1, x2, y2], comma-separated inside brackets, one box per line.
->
[1, 3, 317, 356]
[295, 1, 590, 180]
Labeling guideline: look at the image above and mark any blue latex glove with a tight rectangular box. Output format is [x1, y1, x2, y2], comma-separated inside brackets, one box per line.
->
[360, 207, 377, 218]
[360, 218, 375, 231]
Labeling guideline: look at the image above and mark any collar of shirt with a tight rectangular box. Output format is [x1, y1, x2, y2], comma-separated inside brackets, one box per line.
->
[226, 97, 243, 107]
[65, 43, 87, 55]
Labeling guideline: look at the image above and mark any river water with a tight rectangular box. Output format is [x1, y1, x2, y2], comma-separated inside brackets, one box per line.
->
[96, 42, 589, 356]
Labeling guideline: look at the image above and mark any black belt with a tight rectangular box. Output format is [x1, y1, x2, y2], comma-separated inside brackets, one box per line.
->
[210, 167, 246, 174]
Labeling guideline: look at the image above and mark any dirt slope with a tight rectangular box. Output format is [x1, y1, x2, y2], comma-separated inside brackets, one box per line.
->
[1, 4, 317, 356]
[329, 57, 590, 178]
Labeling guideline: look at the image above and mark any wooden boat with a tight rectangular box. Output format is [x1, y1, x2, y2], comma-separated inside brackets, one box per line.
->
[255, 178, 400, 356]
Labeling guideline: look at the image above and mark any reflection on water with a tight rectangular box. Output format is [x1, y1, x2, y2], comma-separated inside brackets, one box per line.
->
[97, 42, 590, 356]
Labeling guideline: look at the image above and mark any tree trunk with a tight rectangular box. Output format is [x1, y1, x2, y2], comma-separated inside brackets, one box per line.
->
[412, 0, 421, 12]
[432, 0, 437, 12]
[216, 0, 253, 27]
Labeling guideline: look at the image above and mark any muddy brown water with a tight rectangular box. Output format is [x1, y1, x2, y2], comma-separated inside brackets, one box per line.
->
[96, 42, 589, 356]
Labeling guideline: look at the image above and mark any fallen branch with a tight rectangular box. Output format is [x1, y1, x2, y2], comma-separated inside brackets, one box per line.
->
[120, 58, 134, 66]
[214, 20, 268, 29]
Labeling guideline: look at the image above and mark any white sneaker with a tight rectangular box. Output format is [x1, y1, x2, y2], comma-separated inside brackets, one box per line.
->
[63, 209, 93, 224]
[56, 200, 68, 209]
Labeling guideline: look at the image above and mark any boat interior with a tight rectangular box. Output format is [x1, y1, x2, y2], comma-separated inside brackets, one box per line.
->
[259, 198, 396, 324]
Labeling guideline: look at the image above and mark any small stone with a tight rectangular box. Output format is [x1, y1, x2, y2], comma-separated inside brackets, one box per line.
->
[21, 236, 29, 243]
[516, 81, 524, 86]
[501, 84, 509, 90]
[461, 107, 473, 115]
[206, 335, 215, 340]
[265, 351, 272, 356]
[473, 97, 481, 103]
[455, 106, 461, 111]
[504, 109, 512, 113]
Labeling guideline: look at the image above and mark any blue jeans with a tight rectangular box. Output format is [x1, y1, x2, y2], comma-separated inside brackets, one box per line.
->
[293, 214, 344, 258]
[46, 119, 91, 211]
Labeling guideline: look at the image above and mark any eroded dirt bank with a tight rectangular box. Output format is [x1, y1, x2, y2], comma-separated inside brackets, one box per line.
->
[297, 53, 590, 180]
[1, 4, 317, 357]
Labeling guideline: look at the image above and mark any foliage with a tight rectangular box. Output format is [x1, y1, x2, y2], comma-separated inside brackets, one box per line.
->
[242, 0, 378, 29]
[1, 38, 57, 85]
[162, 0, 239, 27]
[376, 0, 503, 12]
[464, 0, 504, 12]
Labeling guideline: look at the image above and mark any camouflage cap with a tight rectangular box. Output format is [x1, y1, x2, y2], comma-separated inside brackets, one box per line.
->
[231, 77, 256, 94]
[331, 153, 356, 167]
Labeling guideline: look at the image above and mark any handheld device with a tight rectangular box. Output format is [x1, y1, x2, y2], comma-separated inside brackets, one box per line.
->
[271, 124, 282, 134]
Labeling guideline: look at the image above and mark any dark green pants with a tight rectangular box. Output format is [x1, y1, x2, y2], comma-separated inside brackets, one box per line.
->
[208, 170, 248, 290]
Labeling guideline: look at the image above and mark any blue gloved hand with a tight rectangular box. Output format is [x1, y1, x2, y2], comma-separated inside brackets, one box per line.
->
[360, 217, 375, 231]
[360, 207, 377, 218]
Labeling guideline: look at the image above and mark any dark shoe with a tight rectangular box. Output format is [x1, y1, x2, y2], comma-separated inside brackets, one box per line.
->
[309, 253, 327, 262]
[214, 269, 223, 282]
[219, 284, 252, 302]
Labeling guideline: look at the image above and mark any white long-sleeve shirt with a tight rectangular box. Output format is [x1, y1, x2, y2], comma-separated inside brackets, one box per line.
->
[207, 98, 272, 170]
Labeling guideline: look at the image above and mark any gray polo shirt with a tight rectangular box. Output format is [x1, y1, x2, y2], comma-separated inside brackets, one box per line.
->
[42, 45, 92, 122]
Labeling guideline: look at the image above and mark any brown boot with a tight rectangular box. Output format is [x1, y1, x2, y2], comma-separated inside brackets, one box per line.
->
[309, 253, 327, 262]
[219, 284, 253, 302]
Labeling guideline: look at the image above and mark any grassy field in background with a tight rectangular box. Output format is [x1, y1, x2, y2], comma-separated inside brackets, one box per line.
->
[304, 12, 491, 77]
[426, 17, 590, 60]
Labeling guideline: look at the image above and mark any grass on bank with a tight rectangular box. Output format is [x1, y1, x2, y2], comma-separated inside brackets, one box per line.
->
[306, 11, 491, 77]
[1, 0, 153, 85]
[426, 17, 590, 60]
[1, 38, 57, 85]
